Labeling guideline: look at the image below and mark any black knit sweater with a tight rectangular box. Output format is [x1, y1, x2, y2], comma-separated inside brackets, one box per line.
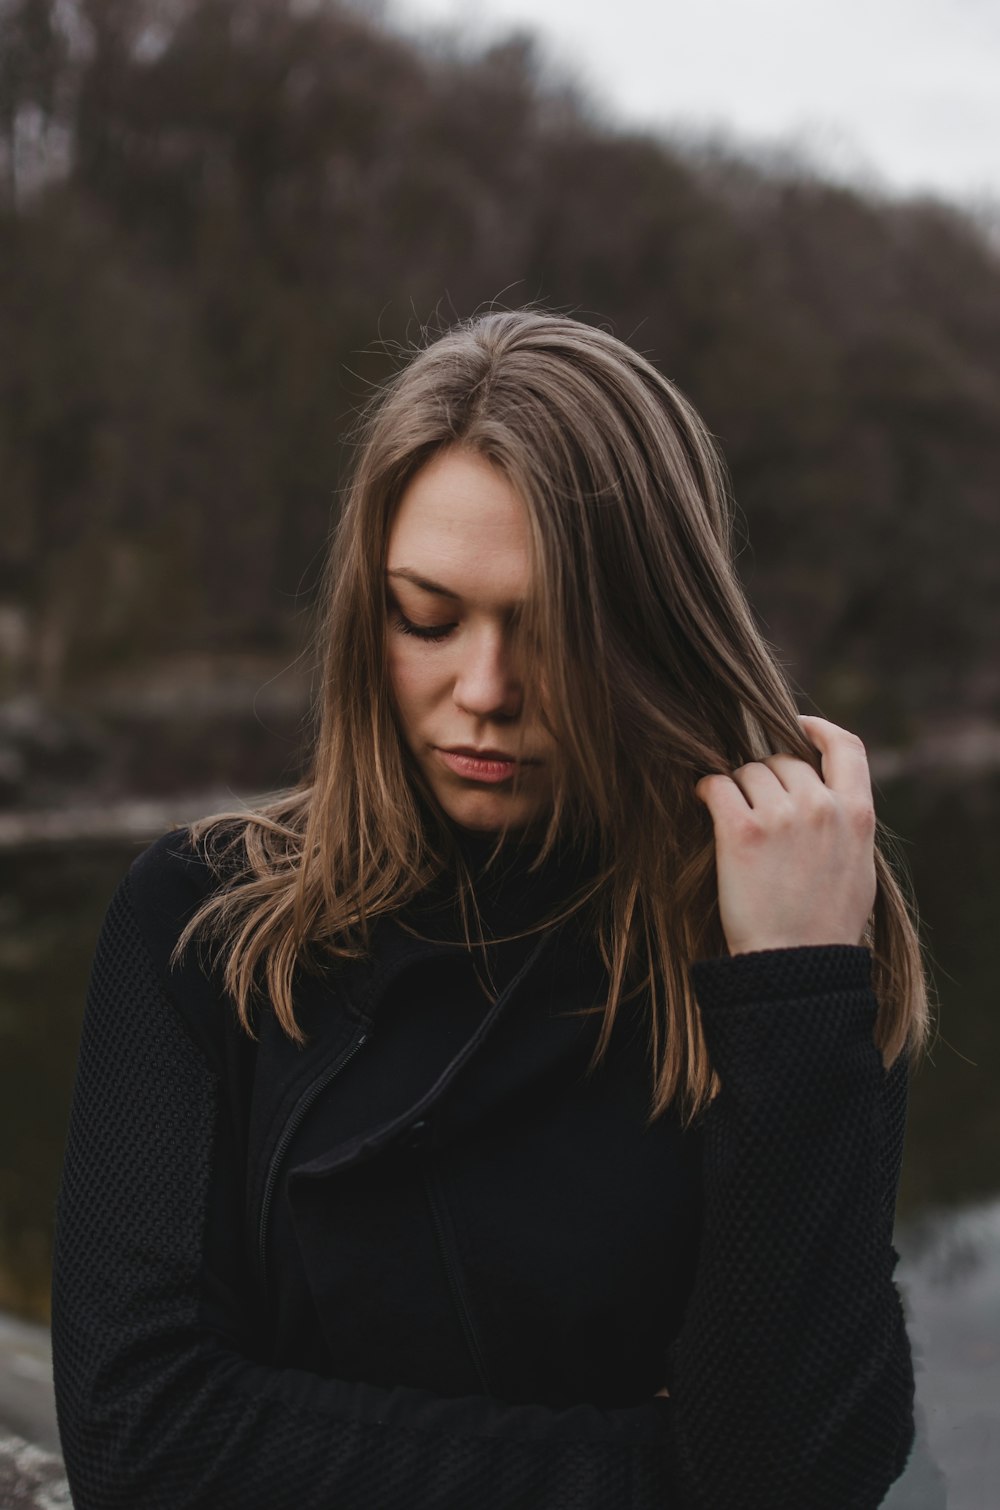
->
[51, 828, 915, 1508]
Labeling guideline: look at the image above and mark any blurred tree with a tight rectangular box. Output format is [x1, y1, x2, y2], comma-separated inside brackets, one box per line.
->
[0, 0, 69, 205]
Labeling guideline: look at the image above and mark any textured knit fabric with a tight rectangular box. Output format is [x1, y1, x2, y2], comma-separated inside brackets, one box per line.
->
[51, 829, 915, 1508]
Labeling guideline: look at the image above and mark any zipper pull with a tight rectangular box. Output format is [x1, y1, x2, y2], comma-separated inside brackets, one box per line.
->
[402, 1117, 430, 1151]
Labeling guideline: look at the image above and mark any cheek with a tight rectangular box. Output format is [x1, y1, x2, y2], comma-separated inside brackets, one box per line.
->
[387, 642, 446, 726]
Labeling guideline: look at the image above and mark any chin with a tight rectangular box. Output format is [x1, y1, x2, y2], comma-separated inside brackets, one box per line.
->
[447, 804, 534, 834]
[437, 788, 545, 834]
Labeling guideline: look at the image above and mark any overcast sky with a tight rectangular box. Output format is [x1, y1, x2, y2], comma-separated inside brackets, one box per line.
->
[392, 0, 1000, 208]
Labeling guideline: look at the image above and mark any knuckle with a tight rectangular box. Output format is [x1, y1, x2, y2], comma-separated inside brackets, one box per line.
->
[733, 814, 764, 845]
[849, 798, 877, 836]
[803, 789, 836, 822]
[771, 800, 797, 831]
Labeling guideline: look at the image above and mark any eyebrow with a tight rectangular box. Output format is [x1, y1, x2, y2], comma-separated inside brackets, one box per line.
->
[385, 567, 461, 601]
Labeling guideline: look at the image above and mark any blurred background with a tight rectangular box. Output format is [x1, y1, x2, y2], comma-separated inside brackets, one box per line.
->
[0, 0, 997, 1503]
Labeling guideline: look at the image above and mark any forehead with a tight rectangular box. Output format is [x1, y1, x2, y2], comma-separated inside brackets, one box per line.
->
[386, 449, 531, 600]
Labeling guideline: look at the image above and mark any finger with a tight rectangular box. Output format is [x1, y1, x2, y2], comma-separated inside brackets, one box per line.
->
[797, 715, 873, 803]
[694, 773, 752, 823]
[761, 752, 826, 797]
[728, 761, 790, 809]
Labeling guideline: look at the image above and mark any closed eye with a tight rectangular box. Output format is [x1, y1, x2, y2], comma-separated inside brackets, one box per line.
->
[391, 610, 456, 643]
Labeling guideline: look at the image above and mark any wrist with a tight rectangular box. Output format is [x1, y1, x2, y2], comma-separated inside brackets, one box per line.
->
[727, 930, 867, 955]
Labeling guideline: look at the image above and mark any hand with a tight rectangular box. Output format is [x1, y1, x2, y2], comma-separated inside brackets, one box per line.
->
[693, 715, 877, 956]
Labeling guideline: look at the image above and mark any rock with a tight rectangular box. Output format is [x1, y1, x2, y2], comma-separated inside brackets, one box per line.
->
[0, 1433, 70, 1508]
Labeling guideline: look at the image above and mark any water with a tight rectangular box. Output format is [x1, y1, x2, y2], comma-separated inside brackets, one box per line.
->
[893, 1199, 1000, 1508]
[1, 771, 998, 1504]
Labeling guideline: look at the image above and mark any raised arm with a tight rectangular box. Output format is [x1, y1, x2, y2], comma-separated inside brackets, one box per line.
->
[671, 715, 915, 1506]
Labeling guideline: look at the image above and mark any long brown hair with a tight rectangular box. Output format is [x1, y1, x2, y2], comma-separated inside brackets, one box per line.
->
[172, 308, 929, 1122]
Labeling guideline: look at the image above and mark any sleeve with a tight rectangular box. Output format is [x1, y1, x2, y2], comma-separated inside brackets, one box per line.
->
[51, 872, 674, 1510]
[667, 944, 915, 1510]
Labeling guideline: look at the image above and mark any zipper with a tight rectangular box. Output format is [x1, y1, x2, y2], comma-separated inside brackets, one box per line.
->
[257, 1023, 370, 1300]
[421, 1157, 493, 1395]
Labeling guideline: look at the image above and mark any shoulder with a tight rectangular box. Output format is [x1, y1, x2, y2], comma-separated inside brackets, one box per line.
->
[102, 821, 250, 1060]
[122, 823, 236, 960]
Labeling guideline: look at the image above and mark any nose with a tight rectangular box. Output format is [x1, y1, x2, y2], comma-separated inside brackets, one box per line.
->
[452, 625, 523, 721]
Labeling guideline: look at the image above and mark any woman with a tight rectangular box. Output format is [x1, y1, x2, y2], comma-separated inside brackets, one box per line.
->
[52, 309, 926, 1509]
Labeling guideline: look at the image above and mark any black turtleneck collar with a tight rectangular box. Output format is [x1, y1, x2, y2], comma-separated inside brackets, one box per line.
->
[439, 823, 602, 943]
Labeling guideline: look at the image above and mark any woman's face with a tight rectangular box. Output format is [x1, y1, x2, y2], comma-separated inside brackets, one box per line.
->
[385, 447, 555, 832]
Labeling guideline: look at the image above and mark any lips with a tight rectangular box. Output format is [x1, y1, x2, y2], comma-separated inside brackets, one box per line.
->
[436, 746, 540, 784]
[444, 745, 543, 767]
